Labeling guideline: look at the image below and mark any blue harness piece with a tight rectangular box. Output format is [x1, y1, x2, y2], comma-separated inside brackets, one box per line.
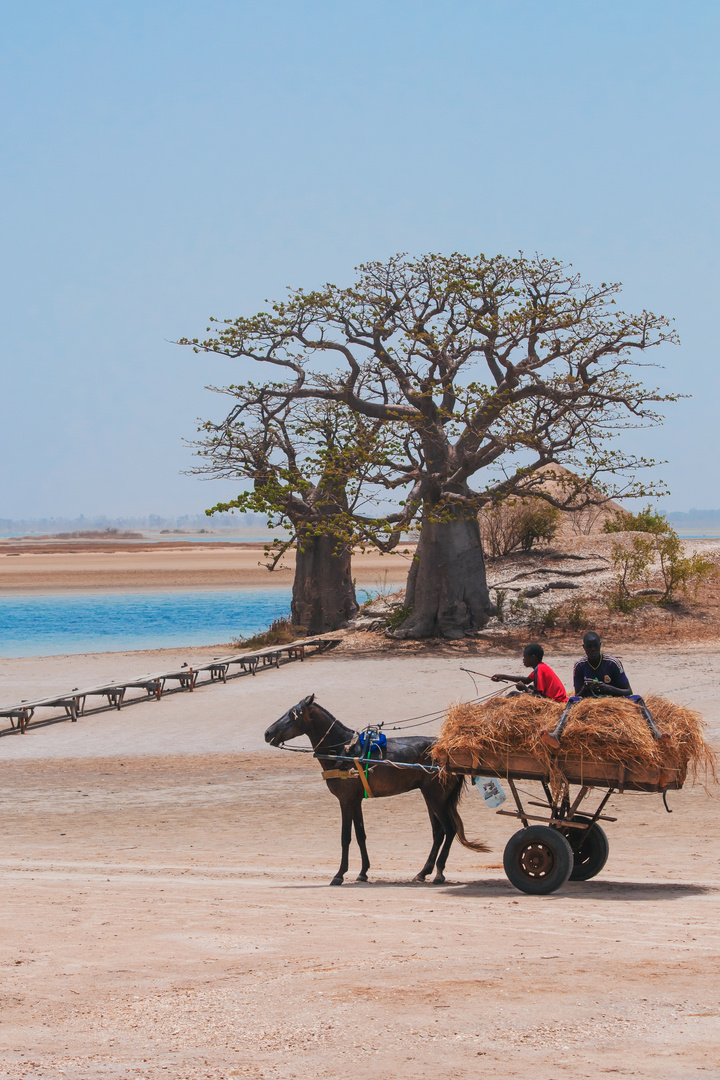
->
[357, 731, 387, 757]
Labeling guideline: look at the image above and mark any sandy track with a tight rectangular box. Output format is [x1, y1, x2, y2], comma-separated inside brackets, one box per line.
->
[1, 644, 718, 759]
[0, 649, 719, 1079]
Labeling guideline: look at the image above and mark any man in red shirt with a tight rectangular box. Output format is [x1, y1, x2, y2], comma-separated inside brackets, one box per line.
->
[491, 643, 568, 703]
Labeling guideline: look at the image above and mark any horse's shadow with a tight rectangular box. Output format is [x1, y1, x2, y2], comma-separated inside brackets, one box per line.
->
[286, 877, 509, 892]
[287, 877, 714, 900]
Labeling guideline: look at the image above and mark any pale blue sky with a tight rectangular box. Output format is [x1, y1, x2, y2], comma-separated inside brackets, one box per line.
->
[1, 0, 717, 518]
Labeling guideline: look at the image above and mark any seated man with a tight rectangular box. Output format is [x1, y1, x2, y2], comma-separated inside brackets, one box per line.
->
[492, 643, 568, 702]
[573, 631, 633, 698]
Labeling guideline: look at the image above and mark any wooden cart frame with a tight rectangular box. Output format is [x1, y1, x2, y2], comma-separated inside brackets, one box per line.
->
[437, 748, 685, 895]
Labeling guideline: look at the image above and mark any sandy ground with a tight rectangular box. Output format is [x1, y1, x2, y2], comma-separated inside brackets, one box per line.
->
[1, 645, 719, 1079]
[0, 543, 414, 593]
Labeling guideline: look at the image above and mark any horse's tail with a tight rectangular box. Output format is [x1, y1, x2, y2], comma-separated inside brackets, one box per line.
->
[448, 777, 490, 853]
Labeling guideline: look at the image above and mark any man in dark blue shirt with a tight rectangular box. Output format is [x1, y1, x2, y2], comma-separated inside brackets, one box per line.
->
[573, 632, 633, 698]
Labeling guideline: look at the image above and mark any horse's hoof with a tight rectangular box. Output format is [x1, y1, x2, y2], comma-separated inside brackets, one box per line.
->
[432, 874, 446, 885]
[330, 876, 344, 886]
[412, 873, 427, 883]
[356, 873, 368, 882]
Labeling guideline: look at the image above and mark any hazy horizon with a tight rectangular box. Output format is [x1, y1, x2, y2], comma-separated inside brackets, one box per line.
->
[4, 507, 720, 534]
[0, 511, 274, 532]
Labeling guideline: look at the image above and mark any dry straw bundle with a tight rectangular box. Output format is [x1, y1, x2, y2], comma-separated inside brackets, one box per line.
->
[433, 694, 716, 789]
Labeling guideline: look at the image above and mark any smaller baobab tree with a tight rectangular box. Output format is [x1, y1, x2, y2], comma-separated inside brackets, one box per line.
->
[190, 384, 403, 634]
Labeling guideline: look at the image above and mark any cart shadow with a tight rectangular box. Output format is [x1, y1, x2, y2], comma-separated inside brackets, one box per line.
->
[446, 879, 715, 900]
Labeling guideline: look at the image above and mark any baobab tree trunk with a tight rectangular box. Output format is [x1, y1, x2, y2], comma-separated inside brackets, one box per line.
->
[291, 529, 358, 634]
[397, 507, 494, 639]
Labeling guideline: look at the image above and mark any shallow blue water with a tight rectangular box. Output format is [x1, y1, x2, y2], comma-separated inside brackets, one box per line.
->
[0, 589, 293, 658]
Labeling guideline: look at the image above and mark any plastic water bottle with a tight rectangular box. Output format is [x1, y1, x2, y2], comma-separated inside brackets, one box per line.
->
[473, 776, 506, 808]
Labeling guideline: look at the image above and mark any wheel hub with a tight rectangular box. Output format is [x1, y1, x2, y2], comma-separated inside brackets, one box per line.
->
[520, 841, 555, 878]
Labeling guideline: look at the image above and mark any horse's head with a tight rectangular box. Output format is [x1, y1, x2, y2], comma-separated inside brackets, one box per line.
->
[264, 694, 316, 746]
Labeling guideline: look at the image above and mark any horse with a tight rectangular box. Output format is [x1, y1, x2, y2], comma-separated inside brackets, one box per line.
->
[264, 694, 489, 886]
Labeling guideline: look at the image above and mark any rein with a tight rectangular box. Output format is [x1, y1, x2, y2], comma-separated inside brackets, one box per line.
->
[275, 744, 440, 773]
[272, 684, 510, 784]
[310, 712, 345, 754]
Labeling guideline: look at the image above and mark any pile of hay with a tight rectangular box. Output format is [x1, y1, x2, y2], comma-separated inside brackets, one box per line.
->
[433, 694, 716, 788]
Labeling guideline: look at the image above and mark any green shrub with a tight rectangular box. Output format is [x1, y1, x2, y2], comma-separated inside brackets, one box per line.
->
[566, 598, 588, 630]
[655, 533, 714, 604]
[518, 504, 562, 552]
[603, 505, 669, 535]
[605, 505, 714, 607]
[234, 616, 307, 649]
[385, 604, 413, 633]
[604, 581, 643, 614]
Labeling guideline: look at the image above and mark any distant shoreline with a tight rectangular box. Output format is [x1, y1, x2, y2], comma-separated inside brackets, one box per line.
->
[0, 537, 282, 554]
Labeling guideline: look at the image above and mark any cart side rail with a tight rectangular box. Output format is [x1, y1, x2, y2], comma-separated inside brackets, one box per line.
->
[434, 748, 686, 792]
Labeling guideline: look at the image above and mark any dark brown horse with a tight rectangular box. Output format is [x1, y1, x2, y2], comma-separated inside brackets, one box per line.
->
[264, 694, 488, 885]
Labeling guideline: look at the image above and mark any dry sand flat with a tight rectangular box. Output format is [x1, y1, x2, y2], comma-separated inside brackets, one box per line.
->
[0, 542, 414, 593]
[0, 648, 719, 1079]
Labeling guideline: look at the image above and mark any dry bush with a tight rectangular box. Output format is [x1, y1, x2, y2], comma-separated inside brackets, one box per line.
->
[567, 505, 613, 535]
[479, 498, 561, 557]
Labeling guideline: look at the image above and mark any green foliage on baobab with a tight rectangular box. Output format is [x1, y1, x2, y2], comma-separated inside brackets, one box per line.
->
[189, 387, 407, 569]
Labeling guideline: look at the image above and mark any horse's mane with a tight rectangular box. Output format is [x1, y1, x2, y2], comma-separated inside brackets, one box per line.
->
[308, 699, 355, 737]
[313, 701, 337, 723]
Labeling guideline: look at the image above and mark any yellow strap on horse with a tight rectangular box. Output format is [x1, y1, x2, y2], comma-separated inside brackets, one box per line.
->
[354, 758, 375, 799]
[321, 768, 358, 780]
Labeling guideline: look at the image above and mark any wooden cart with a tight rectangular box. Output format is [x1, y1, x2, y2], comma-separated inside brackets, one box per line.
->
[435, 748, 687, 895]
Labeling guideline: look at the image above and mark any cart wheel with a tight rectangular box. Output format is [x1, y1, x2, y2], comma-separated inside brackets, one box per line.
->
[503, 826, 574, 895]
[565, 815, 609, 881]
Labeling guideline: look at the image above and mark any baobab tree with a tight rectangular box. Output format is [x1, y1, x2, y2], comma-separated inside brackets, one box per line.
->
[182, 253, 677, 639]
[191, 386, 403, 633]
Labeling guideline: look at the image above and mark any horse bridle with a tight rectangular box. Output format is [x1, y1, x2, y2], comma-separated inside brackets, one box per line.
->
[275, 703, 304, 744]
[278, 699, 344, 756]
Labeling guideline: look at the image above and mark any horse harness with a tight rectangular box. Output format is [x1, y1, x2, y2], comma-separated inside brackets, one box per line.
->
[282, 701, 386, 800]
[320, 728, 387, 800]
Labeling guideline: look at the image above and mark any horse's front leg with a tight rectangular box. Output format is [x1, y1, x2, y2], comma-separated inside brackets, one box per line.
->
[331, 794, 356, 886]
[353, 804, 370, 882]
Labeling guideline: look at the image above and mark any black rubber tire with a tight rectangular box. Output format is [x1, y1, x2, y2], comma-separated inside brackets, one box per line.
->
[566, 815, 610, 881]
[503, 825, 574, 895]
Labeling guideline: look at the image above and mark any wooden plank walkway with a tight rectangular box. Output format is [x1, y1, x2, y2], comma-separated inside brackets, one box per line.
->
[0, 637, 337, 735]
